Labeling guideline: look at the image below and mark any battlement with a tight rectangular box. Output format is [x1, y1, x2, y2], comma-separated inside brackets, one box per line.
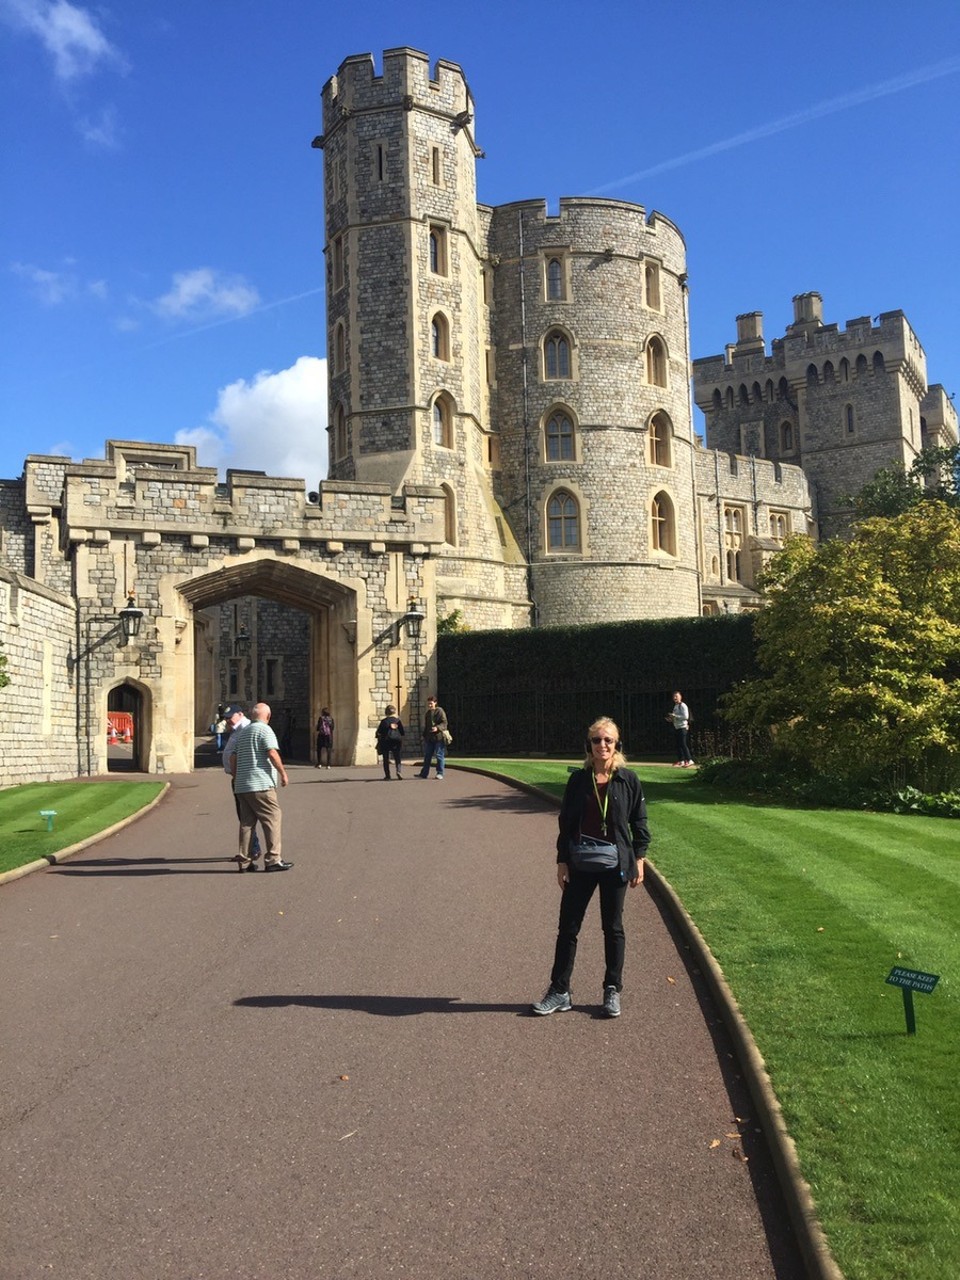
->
[488, 197, 685, 267]
[321, 48, 472, 133]
[693, 297, 927, 390]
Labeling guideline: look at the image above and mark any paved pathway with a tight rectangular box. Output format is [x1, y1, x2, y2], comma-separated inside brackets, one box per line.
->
[1, 764, 804, 1279]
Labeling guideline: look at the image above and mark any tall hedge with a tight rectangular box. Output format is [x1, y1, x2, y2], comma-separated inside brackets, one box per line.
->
[437, 613, 758, 758]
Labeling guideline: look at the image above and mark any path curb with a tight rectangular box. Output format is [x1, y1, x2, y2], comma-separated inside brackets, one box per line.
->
[451, 762, 844, 1280]
[0, 782, 171, 887]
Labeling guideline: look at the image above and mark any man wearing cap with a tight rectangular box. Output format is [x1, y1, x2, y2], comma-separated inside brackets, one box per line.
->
[230, 701, 293, 873]
[222, 704, 262, 869]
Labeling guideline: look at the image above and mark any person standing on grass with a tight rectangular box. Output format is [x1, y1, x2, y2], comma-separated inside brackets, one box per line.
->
[531, 716, 649, 1019]
[667, 691, 693, 767]
[231, 702, 293, 873]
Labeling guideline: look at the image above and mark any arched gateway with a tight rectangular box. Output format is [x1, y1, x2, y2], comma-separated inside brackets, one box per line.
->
[11, 439, 443, 780]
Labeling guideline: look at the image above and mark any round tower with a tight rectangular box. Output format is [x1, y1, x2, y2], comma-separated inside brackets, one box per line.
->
[487, 198, 699, 625]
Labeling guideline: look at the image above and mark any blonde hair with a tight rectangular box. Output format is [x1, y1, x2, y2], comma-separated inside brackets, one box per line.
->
[583, 717, 628, 772]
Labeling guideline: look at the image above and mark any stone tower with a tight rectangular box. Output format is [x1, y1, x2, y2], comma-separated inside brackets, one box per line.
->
[692, 293, 956, 537]
[318, 48, 526, 630]
[318, 48, 700, 627]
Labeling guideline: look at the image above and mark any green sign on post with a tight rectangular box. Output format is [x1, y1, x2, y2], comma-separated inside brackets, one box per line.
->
[885, 967, 940, 1035]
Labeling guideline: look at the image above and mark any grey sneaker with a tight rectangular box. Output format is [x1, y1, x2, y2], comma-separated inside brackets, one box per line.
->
[602, 986, 621, 1018]
[532, 987, 572, 1016]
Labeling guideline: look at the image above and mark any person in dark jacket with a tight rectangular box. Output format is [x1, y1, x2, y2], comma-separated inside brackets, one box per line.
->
[532, 716, 650, 1019]
[375, 704, 405, 780]
[417, 696, 448, 779]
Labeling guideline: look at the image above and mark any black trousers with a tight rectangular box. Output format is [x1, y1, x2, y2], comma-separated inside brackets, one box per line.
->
[380, 743, 402, 777]
[550, 867, 628, 992]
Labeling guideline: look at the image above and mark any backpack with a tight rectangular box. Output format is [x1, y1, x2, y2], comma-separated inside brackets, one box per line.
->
[387, 719, 402, 741]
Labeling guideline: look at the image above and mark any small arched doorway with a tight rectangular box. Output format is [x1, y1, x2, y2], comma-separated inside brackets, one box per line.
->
[107, 680, 147, 772]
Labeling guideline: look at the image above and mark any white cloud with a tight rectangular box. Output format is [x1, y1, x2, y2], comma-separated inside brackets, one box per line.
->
[1, 0, 122, 81]
[153, 268, 261, 321]
[11, 260, 75, 304]
[176, 357, 329, 485]
[78, 102, 119, 148]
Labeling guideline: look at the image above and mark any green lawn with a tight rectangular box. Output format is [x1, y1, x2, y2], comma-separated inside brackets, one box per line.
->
[460, 760, 959, 1280]
[0, 782, 166, 875]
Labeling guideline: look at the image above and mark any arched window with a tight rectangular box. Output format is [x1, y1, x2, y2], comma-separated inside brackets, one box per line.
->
[644, 261, 661, 310]
[712, 388, 723, 412]
[765, 379, 775, 402]
[546, 257, 564, 301]
[547, 490, 580, 550]
[723, 503, 744, 581]
[844, 404, 855, 435]
[873, 351, 885, 374]
[839, 358, 849, 382]
[856, 353, 868, 377]
[334, 323, 346, 374]
[778, 377, 790, 400]
[769, 512, 787, 541]
[823, 361, 835, 383]
[739, 384, 750, 405]
[441, 483, 456, 545]
[545, 411, 575, 461]
[431, 312, 450, 361]
[429, 225, 447, 275]
[651, 491, 676, 555]
[781, 421, 794, 453]
[646, 336, 667, 387]
[334, 404, 347, 460]
[648, 412, 672, 467]
[726, 386, 735, 409]
[544, 330, 571, 379]
[807, 363, 819, 386]
[752, 381, 763, 403]
[432, 395, 454, 448]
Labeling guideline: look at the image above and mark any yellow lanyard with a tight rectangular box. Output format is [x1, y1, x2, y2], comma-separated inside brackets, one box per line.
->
[592, 772, 610, 838]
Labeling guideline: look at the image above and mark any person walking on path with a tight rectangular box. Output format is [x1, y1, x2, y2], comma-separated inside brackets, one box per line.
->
[375, 705, 405, 780]
[667, 691, 693, 766]
[532, 716, 649, 1019]
[222, 704, 262, 868]
[231, 702, 293, 872]
[315, 707, 335, 769]
[417, 695, 448, 780]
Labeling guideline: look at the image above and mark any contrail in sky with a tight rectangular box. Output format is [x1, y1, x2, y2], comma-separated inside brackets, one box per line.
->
[133, 285, 325, 353]
[588, 55, 960, 195]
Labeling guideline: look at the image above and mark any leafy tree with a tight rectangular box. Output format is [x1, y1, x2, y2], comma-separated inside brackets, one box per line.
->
[850, 445, 960, 521]
[723, 502, 960, 788]
[436, 608, 470, 635]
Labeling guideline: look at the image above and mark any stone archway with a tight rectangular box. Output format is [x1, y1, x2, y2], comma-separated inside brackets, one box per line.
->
[106, 678, 150, 772]
[169, 556, 364, 772]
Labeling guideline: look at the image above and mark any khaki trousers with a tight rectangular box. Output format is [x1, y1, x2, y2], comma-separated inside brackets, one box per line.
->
[236, 788, 282, 864]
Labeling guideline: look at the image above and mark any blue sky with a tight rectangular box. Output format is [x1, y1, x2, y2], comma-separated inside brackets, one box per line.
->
[3, 0, 958, 486]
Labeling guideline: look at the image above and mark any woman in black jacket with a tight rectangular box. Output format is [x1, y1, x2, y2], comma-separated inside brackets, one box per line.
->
[532, 716, 650, 1019]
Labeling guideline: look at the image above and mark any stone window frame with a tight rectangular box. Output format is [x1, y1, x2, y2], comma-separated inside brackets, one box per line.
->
[334, 322, 346, 374]
[440, 483, 457, 545]
[644, 259, 662, 312]
[544, 485, 582, 554]
[542, 251, 571, 303]
[541, 326, 578, 382]
[333, 403, 348, 460]
[645, 334, 669, 389]
[650, 489, 677, 557]
[769, 510, 789, 542]
[647, 410, 673, 468]
[844, 403, 856, 436]
[372, 138, 389, 183]
[431, 392, 455, 449]
[542, 405, 579, 463]
[430, 145, 444, 188]
[781, 421, 795, 454]
[263, 655, 285, 701]
[332, 235, 345, 292]
[430, 311, 451, 362]
[723, 503, 746, 581]
[429, 223, 449, 277]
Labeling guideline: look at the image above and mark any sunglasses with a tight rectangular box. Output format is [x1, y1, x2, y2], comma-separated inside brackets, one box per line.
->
[590, 736, 616, 745]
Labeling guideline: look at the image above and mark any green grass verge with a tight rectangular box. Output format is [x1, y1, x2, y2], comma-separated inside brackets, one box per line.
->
[0, 782, 166, 875]
[461, 759, 959, 1280]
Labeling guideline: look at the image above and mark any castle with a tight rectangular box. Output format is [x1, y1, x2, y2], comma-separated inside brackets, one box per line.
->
[0, 47, 955, 785]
